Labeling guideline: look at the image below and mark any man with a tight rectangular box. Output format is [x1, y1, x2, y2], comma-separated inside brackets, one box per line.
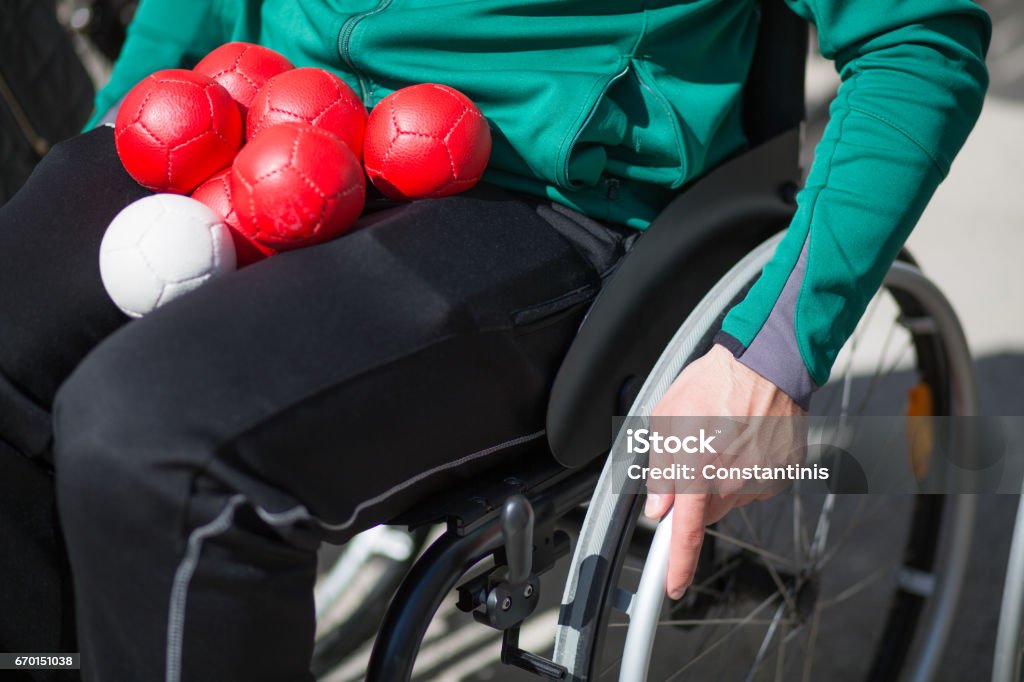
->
[0, 0, 989, 679]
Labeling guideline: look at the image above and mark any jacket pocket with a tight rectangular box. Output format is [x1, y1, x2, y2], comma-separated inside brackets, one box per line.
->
[555, 59, 633, 190]
[559, 57, 690, 191]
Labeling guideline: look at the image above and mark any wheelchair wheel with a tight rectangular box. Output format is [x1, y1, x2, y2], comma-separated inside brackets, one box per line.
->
[553, 233, 977, 681]
[993, 496, 1024, 682]
[312, 525, 430, 676]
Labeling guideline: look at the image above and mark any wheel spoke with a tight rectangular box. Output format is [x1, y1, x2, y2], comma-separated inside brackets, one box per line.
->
[818, 564, 893, 611]
[755, 498, 789, 554]
[858, 290, 885, 340]
[815, 495, 874, 570]
[818, 292, 879, 417]
[704, 527, 796, 569]
[738, 506, 763, 545]
[743, 602, 788, 682]
[800, 596, 825, 682]
[792, 492, 807, 566]
[775, 616, 788, 682]
[686, 584, 728, 599]
[763, 556, 800, 615]
[854, 336, 914, 414]
[859, 308, 900, 402]
[689, 556, 743, 593]
[808, 494, 836, 566]
[662, 593, 783, 682]
[838, 315, 862, 419]
[782, 622, 806, 645]
[733, 507, 801, 615]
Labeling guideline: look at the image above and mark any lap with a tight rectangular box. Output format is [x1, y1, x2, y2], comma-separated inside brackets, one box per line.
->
[52, 157, 625, 538]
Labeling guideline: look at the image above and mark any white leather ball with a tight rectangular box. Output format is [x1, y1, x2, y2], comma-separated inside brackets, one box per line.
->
[99, 194, 237, 318]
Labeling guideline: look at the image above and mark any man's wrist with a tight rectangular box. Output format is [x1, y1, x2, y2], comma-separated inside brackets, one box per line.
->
[711, 333, 813, 411]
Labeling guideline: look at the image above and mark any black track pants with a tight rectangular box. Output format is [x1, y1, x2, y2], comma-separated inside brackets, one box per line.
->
[0, 127, 630, 681]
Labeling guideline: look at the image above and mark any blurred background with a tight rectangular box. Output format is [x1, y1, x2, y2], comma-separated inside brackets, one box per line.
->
[1, 0, 1020, 679]
[802, 1, 1024, 677]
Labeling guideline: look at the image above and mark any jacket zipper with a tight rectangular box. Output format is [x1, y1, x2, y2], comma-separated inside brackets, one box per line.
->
[338, 0, 393, 106]
[0, 69, 49, 158]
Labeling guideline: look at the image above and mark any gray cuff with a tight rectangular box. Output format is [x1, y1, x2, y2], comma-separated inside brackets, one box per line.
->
[715, 237, 817, 410]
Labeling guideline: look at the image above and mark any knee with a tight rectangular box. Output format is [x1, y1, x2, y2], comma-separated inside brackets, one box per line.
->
[52, 339, 192, 534]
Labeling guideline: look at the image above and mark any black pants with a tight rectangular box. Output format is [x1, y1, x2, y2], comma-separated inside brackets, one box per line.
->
[0, 128, 629, 681]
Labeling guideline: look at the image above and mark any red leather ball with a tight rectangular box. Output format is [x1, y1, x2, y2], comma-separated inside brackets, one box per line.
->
[246, 68, 367, 158]
[193, 42, 294, 117]
[191, 169, 276, 266]
[114, 69, 243, 194]
[231, 122, 365, 250]
[363, 83, 491, 201]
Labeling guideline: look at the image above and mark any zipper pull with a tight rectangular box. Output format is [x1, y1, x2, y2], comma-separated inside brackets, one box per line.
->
[605, 177, 620, 201]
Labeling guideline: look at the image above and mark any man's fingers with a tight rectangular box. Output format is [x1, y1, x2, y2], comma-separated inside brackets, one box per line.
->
[667, 493, 709, 600]
[644, 492, 673, 519]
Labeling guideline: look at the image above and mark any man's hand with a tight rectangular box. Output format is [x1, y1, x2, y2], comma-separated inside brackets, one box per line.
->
[644, 344, 806, 600]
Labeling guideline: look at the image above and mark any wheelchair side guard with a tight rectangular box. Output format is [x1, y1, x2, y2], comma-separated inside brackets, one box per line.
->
[546, 127, 802, 469]
[368, 466, 599, 681]
[454, 495, 571, 679]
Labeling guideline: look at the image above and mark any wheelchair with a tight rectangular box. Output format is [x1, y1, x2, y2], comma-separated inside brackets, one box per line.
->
[312, 1, 978, 679]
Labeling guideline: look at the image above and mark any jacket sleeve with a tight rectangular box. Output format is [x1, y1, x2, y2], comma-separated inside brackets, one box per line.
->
[84, 0, 228, 129]
[715, 0, 990, 409]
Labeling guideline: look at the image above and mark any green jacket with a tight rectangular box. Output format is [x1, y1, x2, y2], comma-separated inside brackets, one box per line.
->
[88, 0, 989, 407]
